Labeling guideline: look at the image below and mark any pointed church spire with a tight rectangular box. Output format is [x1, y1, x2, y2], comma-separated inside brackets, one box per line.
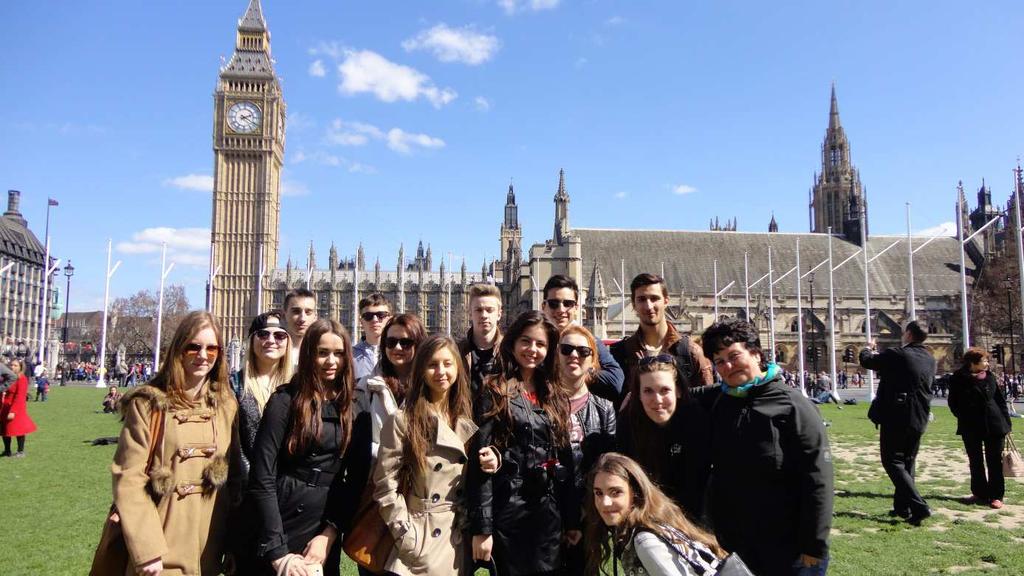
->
[769, 212, 778, 233]
[328, 242, 338, 269]
[307, 241, 316, 271]
[553, 169, 570, 244]
[586, 259, 607, 304]
[829, 82, 841, 130]
[357, 242, 365, 271]
[239, 0, 267, 32]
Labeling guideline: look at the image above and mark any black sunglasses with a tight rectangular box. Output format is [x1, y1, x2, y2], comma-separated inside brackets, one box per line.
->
[255, 329, 289, 342]
[559, 344, 593, 358]
[361, 311, 391, 322]
[638, 354, 676, 367]
[545, 298, 577, 310]
[385, 337, 416, 350]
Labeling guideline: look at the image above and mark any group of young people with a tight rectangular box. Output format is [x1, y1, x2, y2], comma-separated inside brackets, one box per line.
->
[93, 273, 834, 576]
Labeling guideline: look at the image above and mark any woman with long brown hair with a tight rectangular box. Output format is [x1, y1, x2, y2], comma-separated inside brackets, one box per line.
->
[585, 453, 725, 576]
[93, 311, 238, 576]
[467, 310, 579, 576]
[248, 318, 372, 576]
[372, 335, 478, 575]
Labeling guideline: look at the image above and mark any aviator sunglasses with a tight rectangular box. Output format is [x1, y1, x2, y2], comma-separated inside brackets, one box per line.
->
[183, 343, 221, 360]
[545, 298, 577, 310]
[255, 329, 289, 342]
[558, 343, 593, 358]
[385, 337, 416, 349]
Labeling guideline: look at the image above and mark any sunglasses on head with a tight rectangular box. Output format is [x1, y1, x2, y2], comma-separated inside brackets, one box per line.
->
[559, 343, 593, 358]
[361, 311, 391, 322]
[183, 343, 221, 359]
[638, 354, 675, 367]
[545, 298, 577, 310]
[385, 337, 416, 350]
[255, 329, 289, 342]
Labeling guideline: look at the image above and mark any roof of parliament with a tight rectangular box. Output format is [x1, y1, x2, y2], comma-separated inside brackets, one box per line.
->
[0, 190, 45, 266]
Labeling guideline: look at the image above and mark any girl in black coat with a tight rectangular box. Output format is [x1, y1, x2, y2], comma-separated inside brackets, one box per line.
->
[467, 311, 579, 576]
[948, 347, 1012, 508]
[248, 319, 372, 576]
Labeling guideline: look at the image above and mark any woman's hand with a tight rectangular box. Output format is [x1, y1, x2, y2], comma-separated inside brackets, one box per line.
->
[139, 558, 163, 576]
[272, 554, 310, 576]
[6, 412, 13, 421]
[472, 534, 493, 562]
[565, 530, 582, 545]
[302, 526, 335, 566]
[478, 446, 500, 474]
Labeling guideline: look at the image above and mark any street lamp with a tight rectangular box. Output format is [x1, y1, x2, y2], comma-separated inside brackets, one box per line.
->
[1006, 276, 1017, 376]
[809, 272, 819, 384]
[61, 260, 74, 352]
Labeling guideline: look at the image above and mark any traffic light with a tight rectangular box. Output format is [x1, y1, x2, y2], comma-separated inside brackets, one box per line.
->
[991, 345, 1005, 365]
[843, 348, 855, 363]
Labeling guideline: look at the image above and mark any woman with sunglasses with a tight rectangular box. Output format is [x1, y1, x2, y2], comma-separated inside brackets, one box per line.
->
[558, 325, 616, 575]
[372, 335, 478, 575]
[248, 319, 372, 576]
[230, 311, 294, 575]
[354, 313, 424, 463]
[616, 356, 712, 524]
[94, 311, 239, 576]
[467, 311, 579, 576]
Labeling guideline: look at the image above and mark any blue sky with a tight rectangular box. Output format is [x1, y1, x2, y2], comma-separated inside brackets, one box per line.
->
[1, 0, 1022, 312]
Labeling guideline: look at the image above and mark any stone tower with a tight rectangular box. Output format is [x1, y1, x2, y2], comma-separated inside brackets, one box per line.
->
[554, 169, 570, 244]
[500, 181, 522, 282]
[584, 259, 609, 339]
[809, 85, 867, 240]
[210, 0, 285, 342]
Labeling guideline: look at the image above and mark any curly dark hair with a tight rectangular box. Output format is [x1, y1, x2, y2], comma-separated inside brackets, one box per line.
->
[700, 319, 764, 364]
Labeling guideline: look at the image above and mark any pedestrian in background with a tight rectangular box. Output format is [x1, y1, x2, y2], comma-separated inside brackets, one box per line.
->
[859, 320, 934, 526]
[948, 347, 1012, 509]
[1, 359, 36, 457]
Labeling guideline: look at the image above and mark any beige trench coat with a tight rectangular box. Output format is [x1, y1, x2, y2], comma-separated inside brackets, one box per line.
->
[111, 385, 239, 575]
[373, 410, 478, 576]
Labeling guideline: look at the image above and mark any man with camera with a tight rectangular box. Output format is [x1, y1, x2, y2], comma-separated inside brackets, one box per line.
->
[859, 320, 935, 525]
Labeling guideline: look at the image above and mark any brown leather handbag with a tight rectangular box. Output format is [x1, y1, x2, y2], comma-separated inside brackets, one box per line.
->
[89, 407, 165, 575]
[342, 482, 394, 574]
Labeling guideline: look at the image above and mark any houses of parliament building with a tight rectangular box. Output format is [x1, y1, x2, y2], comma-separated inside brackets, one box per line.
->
[211, 1, 1014, 372]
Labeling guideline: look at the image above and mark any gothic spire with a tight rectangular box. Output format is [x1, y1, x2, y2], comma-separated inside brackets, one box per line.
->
[829, 82, 841, 130]
[553, 169, 570, 244]
[769, 212, 778, 233]
[239, 0, 267, 32]
[586, 259, 607, 304]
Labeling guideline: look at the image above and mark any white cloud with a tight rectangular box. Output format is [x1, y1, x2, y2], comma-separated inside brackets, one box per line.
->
[614, 191, 627, 199]
[281, 181, 310, 197]
[917, 221, 957, 237]
[308, 41, 345, 60]
[574, 57, 589, 69]
[289, 149, 377, 173]
[672, 184, 698, 195]
[499, 0, 560, 14]
[402, 24, 500, 65]
[325, 118, 385, 146]
[474, 96, 491, 111]
[115, 227, 210, 268]
[338, 50, 457, 108]
[308, 59, 326, 77]
[387, 128, 446, 154]
[163, 174, 213, 192]
[606, 16, 626, 26]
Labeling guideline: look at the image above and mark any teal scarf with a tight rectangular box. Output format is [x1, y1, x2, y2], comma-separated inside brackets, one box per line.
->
[721, 362, 779, 398]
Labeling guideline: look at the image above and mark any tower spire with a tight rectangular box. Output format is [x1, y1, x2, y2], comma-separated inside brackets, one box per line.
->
[829, 82, 840, 130]
[553, 169, 570, 244]
[239, 0, 267, 32]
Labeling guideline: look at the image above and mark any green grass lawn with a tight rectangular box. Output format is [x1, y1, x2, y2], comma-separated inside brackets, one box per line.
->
[3, 387, 1024, 575]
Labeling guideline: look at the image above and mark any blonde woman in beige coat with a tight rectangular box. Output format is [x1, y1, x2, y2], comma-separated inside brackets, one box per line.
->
[373, 335, 478, 575]
[101, 311, 239, 576]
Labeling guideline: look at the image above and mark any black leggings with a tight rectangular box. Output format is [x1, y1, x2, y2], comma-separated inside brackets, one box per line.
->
[2, 436, 25, 453]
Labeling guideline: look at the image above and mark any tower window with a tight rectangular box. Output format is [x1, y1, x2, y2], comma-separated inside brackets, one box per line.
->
[830, 147, 839, 167]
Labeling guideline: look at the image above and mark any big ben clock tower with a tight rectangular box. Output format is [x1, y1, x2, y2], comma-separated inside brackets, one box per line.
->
[211, 0, 284, 342]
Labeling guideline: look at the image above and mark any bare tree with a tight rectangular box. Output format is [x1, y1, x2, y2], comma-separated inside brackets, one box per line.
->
[107, 286, 192, 363]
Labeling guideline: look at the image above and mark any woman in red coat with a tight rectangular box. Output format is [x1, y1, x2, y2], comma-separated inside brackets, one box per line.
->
[1, 359, 37, 457]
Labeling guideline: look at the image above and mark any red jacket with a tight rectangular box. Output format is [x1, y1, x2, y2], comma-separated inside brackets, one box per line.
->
[1, 375, 37, 437]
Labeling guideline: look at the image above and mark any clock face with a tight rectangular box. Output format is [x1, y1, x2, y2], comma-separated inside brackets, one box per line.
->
[227, 101, 261, 133]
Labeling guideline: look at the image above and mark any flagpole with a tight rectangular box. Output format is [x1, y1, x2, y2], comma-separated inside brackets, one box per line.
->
[620, 259, 626, 338]
[38, 199, 57, 366]
[827, 227, 839, 400]
[97, 239, 121, 388]
[958, 183, 970, 351]
[256, 242, 265, 314]
[154, 243, 175, 370]
[862, 205, 875, 400]
[795, 238, 806, 396]
[1015, 165, 1024, 359]
[743, 251, 750, 321]
[713, 259, 719, 320]
[767, 246, 776, 362]
[907, 202, 916, 319]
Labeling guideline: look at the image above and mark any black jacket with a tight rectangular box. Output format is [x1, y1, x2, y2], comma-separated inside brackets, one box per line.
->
[569, 391, 617, 492]
[466, 379, 578, 576]
[246, 383, 372, 570]
[948, 369, 1012, 438]
[617, 397, 712, 522]
[711, 377, 833, 576]
[860, 343, 934, 433]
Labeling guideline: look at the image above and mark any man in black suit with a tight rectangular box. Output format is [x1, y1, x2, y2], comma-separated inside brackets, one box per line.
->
[859, 321, 935, 525]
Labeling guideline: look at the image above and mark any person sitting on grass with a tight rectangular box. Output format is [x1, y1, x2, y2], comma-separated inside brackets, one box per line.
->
[101, 386, 122, 413]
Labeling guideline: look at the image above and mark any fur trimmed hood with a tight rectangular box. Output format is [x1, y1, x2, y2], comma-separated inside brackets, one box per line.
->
[120, 384, 169, 419]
